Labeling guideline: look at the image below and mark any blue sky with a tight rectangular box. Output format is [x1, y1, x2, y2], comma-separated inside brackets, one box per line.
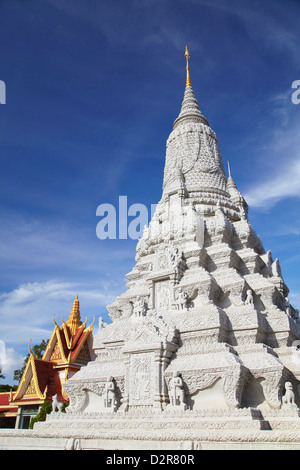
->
[0, 0, 300, 384]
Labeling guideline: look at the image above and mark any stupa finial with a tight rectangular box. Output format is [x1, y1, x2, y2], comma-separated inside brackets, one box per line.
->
[173, 47, 209, 129]
[185, 45, 192, 87]
[228, 161, 231, 178]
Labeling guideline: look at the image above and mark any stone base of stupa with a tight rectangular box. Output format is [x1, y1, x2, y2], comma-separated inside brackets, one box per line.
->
[1, 406, 300, 450]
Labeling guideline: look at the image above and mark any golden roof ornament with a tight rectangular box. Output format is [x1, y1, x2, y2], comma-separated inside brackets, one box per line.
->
[66, 293, 82, 336]
[28, 339, 37, 358]
[185, 45, 192, 87]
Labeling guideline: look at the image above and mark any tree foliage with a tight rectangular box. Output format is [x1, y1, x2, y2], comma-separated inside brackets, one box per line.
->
[0, 384, 18, 392]
[29, 400, 52, 429]
[29, 400, 68, 429]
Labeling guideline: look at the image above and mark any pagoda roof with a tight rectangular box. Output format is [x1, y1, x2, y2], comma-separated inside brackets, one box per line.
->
[0, 392, 18, 414]
[12, 294, 95, 405]
[43, 302, 94, 366]
[12, 354, 65, 404]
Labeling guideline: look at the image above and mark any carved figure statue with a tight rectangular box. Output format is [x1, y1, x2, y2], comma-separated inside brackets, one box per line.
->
[104, 376, 117, 409]
[52, 394, 63, 412]
[99, 317, 107, 329]
[168, 243, 182, 268]
[175, 288, 188, 310]
[282, 382, 295, 406]
[169, 371, 185, 407]
[245, 289, 254, 305]
[272, 258, 282, 277]
[133, 296, 147, 318]
[284, 297, 292, 317]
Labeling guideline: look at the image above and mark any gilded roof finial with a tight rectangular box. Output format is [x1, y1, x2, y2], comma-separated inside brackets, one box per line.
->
[71, 293, 80, 316]
[66, 293, 82, 335]
[185, 45, 192, 87]
[28, 339, 37, 358]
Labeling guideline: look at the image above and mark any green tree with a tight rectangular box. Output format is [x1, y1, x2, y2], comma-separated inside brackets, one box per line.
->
[0, 384, 18, 392]
[0, 367, 18, 391]
[13, 339, 49, 383]
[29, 400, 52, 429]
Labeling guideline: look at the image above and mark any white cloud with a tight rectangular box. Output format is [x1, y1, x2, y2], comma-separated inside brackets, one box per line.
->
[1, 347, 24, 378]
[0, 212, 135, 366]
[0, 279, 117, 346]
[0, 215, 89, 268]
[0, 211, 136, 290]
[244, 159, 300, 209]
[243, 90, 300, 209]
[290, 292, 300, 310]
[0, 340, 6, 370]
[0, 278, 121, 384]
[0, 341, 24, 386]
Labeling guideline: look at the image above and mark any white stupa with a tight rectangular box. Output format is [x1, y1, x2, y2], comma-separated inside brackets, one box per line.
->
[2, 47, 300, 450]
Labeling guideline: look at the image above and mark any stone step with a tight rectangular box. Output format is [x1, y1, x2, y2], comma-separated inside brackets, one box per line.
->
[34, 408, 271, 432]
[36, 418, 269, 431]
[30, 426, 300, 448]
[261, 408, 300, 431]
[2, 426, 300, 450]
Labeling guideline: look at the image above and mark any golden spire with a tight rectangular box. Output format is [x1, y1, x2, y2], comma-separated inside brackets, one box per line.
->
[71, 293, 80, 315]
[66, 293, 82, 336]
[185, 45, 192, 87]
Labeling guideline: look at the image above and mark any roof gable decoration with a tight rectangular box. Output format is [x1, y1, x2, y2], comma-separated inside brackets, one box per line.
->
[12, 350, 48, 402]
[44, 324, 68, 363]
[12, 294, 95, 404]
[43, 294, 95, 365]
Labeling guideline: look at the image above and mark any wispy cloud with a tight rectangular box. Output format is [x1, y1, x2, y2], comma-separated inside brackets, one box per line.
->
[243, 90, 300, 209]
[290, 292, 300, 309]
[0, 223, 130, 384]
[193, 0, 300, 65]
[0, 343, 24, 385]
[245, 159, 300, 209]
[0, 212, 135, 282]
[0, 277, 123, 386]
[0, 214, 133, 356]
[0, 279, 112, 346]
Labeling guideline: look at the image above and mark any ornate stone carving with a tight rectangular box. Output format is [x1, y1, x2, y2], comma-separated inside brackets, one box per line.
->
[155, 280, 170, 312]
[245, 289, 254, 305]
[104, 376, 117, 411]
[25, 53, 300, 451]
[167, 372, 187, 410]
[262, 371, 286, 409]
[133, 296, 148, 319]
[174, 288, 188, 310]
[222, 367, 247, 409]
[129, 353, 154, 406]
[52, 394, 63, 413]
[282, 381, 296, 407]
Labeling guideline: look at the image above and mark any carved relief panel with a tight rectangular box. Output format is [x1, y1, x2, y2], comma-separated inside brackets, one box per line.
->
[129, 352, 155, 406]
[155, 280, 171, 313]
